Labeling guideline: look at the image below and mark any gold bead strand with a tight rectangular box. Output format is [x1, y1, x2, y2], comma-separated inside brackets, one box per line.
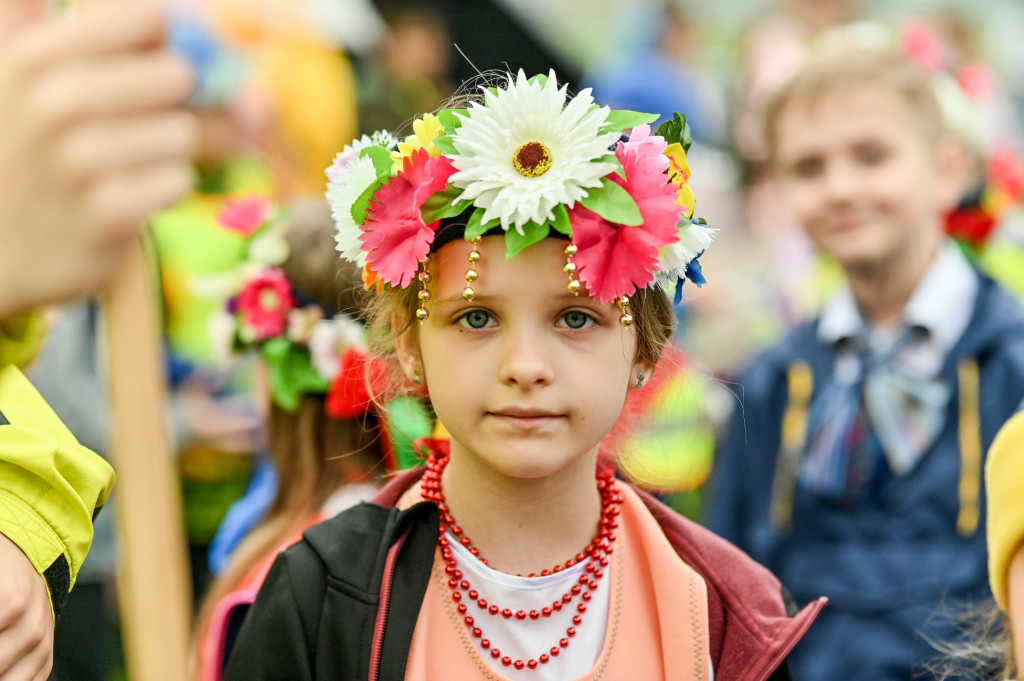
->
[463, 237, 482, 301]
[564, 242, 580, 296]
[416, 265, 431, 321]
[617, 296, 633, 327]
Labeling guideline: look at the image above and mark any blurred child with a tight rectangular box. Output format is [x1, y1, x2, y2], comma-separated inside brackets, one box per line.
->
[191, 199, 434, 681]
[222, 71, 822, 681]
[708, 49, 1024, 681]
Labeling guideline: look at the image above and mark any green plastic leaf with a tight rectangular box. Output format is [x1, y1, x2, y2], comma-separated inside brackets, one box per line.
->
[432, 135, 457, 156]
[549, 203, 571, 236]
[358, 144, 394, 176]
[504, 220, 548, 259]
[420, 184, 472, 223]
[437, 108, 467, 130]
[655, 112, 693, 152]
[464, 207, 501, 240]
[601, 109, 660, 134]
[579, 177, 642, 226]
[261, 339, 329, 412]
[528, 73, 549, 87]
[350, 175, 388, 225]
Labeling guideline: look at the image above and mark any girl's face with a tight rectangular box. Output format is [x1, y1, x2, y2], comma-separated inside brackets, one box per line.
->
[402, 236, 643, 483]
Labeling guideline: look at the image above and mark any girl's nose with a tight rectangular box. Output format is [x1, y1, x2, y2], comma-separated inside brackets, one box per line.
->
[497, 331, 555, 388]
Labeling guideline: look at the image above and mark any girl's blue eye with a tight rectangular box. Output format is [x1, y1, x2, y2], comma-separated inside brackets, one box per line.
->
[560, 311, 593, 330]
[459, 310, 493, 329]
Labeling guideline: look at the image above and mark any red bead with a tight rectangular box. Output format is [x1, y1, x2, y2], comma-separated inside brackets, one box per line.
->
[542, 607, 552, 617]
[540, 654, 550, 664]
[489, 605, 499, 615]
[469, 546, 479, 555]
[514, 660, 525, 670]
[453, 570, 463, 579]
[571, 585, 581, 595]
[560, 638, 569, 648]
[460, 580, 470, 590]
[594, 569, 603, 578]
[460, 536, 471, 546]
[552, 601, 563, 611]
[577, 603, 587, 613]
[468, 590, 478, 600]
[472, 628, 482, 638]
[582, 592, 592, 602]
[502, 609, 513, 619]
[491, 649, 501, 659]
[550, 647, 560, 657]
[562, 593, 572, 603]
[477, 599, 487, 609]
[457, 604, 467, 614]
[572, 615, 582, 625]
[579, 575, 589, 584]
[464, 616, 474, 626]
[515, 610, 526, 620]
[576, 552, 586, 563]
[529, 610, 540, 620]
[589, 580, 599, 590]
[553, 564, 563, 573]
[481, 640, 490, 649]
[502, 657, 512, 667]
[541, 570, 551, 577]
[451, 591, 461, 601]
[528, 660, 538, 669]
[565, 559, 576, 568]
[448, 578, 459, 588]
[566, 627, 576, 637]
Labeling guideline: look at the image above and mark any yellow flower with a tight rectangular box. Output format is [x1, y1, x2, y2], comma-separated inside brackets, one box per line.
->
[664, 142, 695, 218]
[390, 114, 445, 173]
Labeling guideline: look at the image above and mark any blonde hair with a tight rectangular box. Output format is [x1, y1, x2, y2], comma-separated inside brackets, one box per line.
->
[763, 48, 947, 159]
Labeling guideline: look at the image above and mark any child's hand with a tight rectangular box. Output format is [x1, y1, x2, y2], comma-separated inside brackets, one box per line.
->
[0, 533, 52, 681]
[0, 0, 197, 319]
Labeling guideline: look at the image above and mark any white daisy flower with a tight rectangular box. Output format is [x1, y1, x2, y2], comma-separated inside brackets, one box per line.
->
[447, 70, 621, 233]
[655, 221, 717, 289]
[327, 156, 379, 267]
[325, 130, 396, 183]
[309, 315, 366, 380]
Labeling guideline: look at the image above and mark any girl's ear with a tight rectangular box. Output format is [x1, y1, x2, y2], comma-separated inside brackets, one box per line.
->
[630, 361, 655, 390]
[393, 322, 421, 384]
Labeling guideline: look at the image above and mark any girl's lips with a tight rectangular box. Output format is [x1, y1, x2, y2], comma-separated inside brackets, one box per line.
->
[486, 409, 565, 429]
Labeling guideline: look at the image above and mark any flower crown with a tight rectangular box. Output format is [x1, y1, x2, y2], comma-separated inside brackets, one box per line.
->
[326, 70, 714, 321]
[196, 196, 436, 470]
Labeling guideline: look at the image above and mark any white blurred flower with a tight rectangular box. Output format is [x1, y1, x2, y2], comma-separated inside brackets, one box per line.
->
[655, 221, 716, 289]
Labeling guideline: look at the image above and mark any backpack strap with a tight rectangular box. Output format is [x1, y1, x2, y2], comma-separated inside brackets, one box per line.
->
[770, 361, 813, 533]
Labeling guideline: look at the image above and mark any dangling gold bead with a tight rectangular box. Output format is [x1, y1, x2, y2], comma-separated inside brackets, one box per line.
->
[462, 286, 476, 300]
[418, 289, 431, 302]
[418, 271, 432, 284]
[416, 308, 429, 321]
[564, 243, 578, 257]
[619, 313, 633, 327]
[468, 251, 481, 264]
[465, 269, 478, 282]
[563, 262, 577, 275]
[567, 280, 581, 295]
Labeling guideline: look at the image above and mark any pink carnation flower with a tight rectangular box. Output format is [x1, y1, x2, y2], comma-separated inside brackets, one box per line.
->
[236, 268, 294, 340]
[360, 148, 456, 288]
[218, 197, 274, 236]
[570, 125, 682, 302]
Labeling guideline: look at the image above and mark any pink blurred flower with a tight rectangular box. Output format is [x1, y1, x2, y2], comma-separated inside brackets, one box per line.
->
[236, 268, 294, 340]
[218, 197, 274, 235]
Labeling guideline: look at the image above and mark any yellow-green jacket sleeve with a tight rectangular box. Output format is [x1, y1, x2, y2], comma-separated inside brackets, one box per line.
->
[0, 364, 115, 620]
[986, 409, 1024, 611]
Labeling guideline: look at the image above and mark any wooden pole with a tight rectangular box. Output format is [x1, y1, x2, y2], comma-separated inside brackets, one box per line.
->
[103, 240, 192, 681]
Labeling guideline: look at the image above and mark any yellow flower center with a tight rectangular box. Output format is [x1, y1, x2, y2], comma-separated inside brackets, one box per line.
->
[259, 289, 280, 311]
[512, 141, 552, 178]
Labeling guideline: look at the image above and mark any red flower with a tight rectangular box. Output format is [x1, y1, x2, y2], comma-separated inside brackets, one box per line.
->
[236, 268, 294, 340]
[988, 145, 1024, 202]
[325, 349, 389, 419]
[360, 148, 456, 287]
[218, 196, 274, 235]
[945, 206, 996, 249]
[569, 126, 682, 302]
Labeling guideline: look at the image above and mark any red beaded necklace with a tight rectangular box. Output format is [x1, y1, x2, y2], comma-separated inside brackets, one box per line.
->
[420, 450, 622, 671]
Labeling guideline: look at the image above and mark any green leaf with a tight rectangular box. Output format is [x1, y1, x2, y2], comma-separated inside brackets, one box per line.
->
[350, 175, 388, 225]
[579, 177, 642, 226]
[655, 112, 693, 152]
[528, 73, 548, 87]
[384, 395, 436, 470]
[437, 108, 467, 130]
[504, 220, 549, 259]
[261, 339, 329, 413]
[432, 135, 457, 156]
[358, 145, 394, 176]
[601, 109, 659, 134]
[420, 184, 472, 223]
[549, 203, 571, 236]
[464, 207, 501, 240]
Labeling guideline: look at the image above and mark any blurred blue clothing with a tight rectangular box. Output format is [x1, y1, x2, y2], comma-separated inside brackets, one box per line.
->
[207, 458, 278, 574]
[706, 272, 1024, 681]
[585, 51, 710, 142]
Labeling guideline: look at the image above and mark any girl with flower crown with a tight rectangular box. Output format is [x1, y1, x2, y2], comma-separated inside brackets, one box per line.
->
[223, 71, 822, 681]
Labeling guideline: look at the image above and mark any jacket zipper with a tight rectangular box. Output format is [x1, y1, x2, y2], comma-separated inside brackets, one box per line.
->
[368, 524, 413, 681]
[751, 597, 827, 681]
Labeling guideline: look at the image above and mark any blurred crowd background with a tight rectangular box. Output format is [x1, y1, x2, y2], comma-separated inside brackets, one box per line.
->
[28, 0, 1024, 679]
